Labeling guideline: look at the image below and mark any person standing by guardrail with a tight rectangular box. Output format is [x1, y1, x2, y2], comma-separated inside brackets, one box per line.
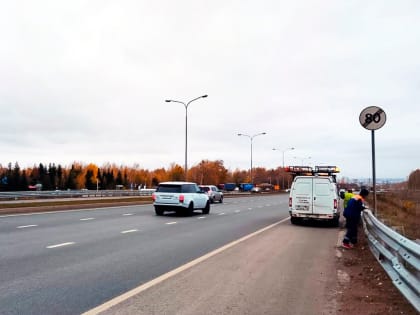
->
[342, 188, 369, 249]
[343, 188, 354, 209]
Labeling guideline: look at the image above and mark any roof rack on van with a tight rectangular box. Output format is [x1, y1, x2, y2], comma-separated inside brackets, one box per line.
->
[314, 166, 340, 174]
[285, 165, 340, 182]
[284, 166, 313, 174]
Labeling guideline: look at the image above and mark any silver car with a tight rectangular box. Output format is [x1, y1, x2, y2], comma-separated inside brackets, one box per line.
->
[199, 185, 224, 203]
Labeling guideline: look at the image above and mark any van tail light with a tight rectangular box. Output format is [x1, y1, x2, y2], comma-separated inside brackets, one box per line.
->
[334, 199, 337, 209]
[289, 197, 292, 207]
[152, 193, 156, 201]
[179, 194, 185, 203]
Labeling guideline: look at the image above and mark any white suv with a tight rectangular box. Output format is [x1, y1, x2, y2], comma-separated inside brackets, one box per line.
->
[152, 181, 210, 216]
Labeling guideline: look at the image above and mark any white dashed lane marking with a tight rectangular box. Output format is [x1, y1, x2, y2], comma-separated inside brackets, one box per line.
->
[80, 218, 95, 221]
[122, 213, 133, 216]
[166, 222, 177, 225]
[46, 242, 75, 249]
[121, 229, 138, 234]
[17, 225, 38, 229]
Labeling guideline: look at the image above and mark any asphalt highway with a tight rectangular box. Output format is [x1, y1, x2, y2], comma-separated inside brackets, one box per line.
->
[1, 194, 293, 315]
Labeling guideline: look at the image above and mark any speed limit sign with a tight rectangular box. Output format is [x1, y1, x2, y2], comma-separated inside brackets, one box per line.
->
[359, 106, 386, 130]
[359, 105, 386, 215]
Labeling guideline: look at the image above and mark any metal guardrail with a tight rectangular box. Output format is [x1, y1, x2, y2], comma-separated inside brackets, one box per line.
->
[0, 189, 281, 202]
[362, 209, 420, 312]
[0, 189, 156, 201]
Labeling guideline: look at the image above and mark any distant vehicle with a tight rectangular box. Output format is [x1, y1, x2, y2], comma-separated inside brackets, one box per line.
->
[223, 183, 237, 191]
[287, 166, 341, 226]
[152, 181, 210, 216]
[251, 186, 262, 193]
[199, 185, 223, 203]
[239, 183, 254, 192]
[258, 183, 274, 191]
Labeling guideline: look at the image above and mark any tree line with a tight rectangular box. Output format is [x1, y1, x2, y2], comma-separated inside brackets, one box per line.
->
[0, 160, 295, 191]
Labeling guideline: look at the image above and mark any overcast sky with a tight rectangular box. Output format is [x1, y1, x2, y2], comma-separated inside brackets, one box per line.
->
[1, 0, 419, 180]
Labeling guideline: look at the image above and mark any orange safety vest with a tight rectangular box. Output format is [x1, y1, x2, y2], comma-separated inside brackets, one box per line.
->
[352, 194, 364, 202]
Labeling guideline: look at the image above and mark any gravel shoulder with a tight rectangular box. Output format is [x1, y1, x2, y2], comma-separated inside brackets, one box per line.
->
[335, 226, 418, 315]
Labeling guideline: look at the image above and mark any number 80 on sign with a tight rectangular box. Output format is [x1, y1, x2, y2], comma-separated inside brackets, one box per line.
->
[359, 106, 386, 130]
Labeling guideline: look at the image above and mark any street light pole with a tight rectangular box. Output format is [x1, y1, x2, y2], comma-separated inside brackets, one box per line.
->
[272, 147, 295, 189]
[238, 132, 266, 184]
[165, 94, 208, 181]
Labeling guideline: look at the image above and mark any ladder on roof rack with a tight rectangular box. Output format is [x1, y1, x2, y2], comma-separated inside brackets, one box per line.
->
[285, 165, 340, 182]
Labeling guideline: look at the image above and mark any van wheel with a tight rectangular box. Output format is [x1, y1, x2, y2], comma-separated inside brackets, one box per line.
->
[332, 217, 340, 227]
[290, 217, 300, 225]
[219, 196, 223, 203]
[203, 201, 210, 214]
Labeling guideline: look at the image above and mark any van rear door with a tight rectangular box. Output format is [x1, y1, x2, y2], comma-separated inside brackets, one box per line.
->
[313, 178, 335, 215]
[292, 177, 313, 212]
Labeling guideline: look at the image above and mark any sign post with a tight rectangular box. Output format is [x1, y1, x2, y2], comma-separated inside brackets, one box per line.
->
[359, 106, 387, 215]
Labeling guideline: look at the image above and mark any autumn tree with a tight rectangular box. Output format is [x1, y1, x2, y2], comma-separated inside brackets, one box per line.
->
[151, 168, 168, 186]
[66, 164, 82, 189]
[408, 169, 420, 190]
[167, 163, 184, 181]
[188, 160, 228, 185]
[116, 170, 123, 186]
[228, 168, 249, 184]
[83, 164, 99, 190]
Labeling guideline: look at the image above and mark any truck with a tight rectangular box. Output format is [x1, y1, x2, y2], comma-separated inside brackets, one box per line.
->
[223, 183, 237, 191]
[287, 166, 341, 226]
[239, 183, 254, 192]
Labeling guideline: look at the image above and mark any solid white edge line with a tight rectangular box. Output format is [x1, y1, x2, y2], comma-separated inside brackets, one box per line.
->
[82, 216, 291, 315]
[46, 242, 75, 249]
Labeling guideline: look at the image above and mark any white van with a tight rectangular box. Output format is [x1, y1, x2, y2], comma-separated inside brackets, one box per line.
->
[288, 167, 341, 226]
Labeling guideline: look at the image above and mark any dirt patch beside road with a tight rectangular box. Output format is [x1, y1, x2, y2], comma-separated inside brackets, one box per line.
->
[336, 229, 417, 314]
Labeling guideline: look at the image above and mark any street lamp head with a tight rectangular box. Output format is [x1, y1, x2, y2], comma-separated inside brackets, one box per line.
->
[201, 94, 208, 98]
[262, 132, 267, 135]
[238, 133, 242, 136]
[165, 100, 171, 102]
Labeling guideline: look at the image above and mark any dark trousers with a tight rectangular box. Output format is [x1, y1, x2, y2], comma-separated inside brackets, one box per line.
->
[343, 217, 359, 244]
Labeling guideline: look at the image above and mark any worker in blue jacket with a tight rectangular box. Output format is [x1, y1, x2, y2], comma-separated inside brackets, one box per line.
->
[342, 188, 369, 249]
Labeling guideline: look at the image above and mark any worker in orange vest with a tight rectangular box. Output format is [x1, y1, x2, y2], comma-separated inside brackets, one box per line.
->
[342, 188, 369, 249]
